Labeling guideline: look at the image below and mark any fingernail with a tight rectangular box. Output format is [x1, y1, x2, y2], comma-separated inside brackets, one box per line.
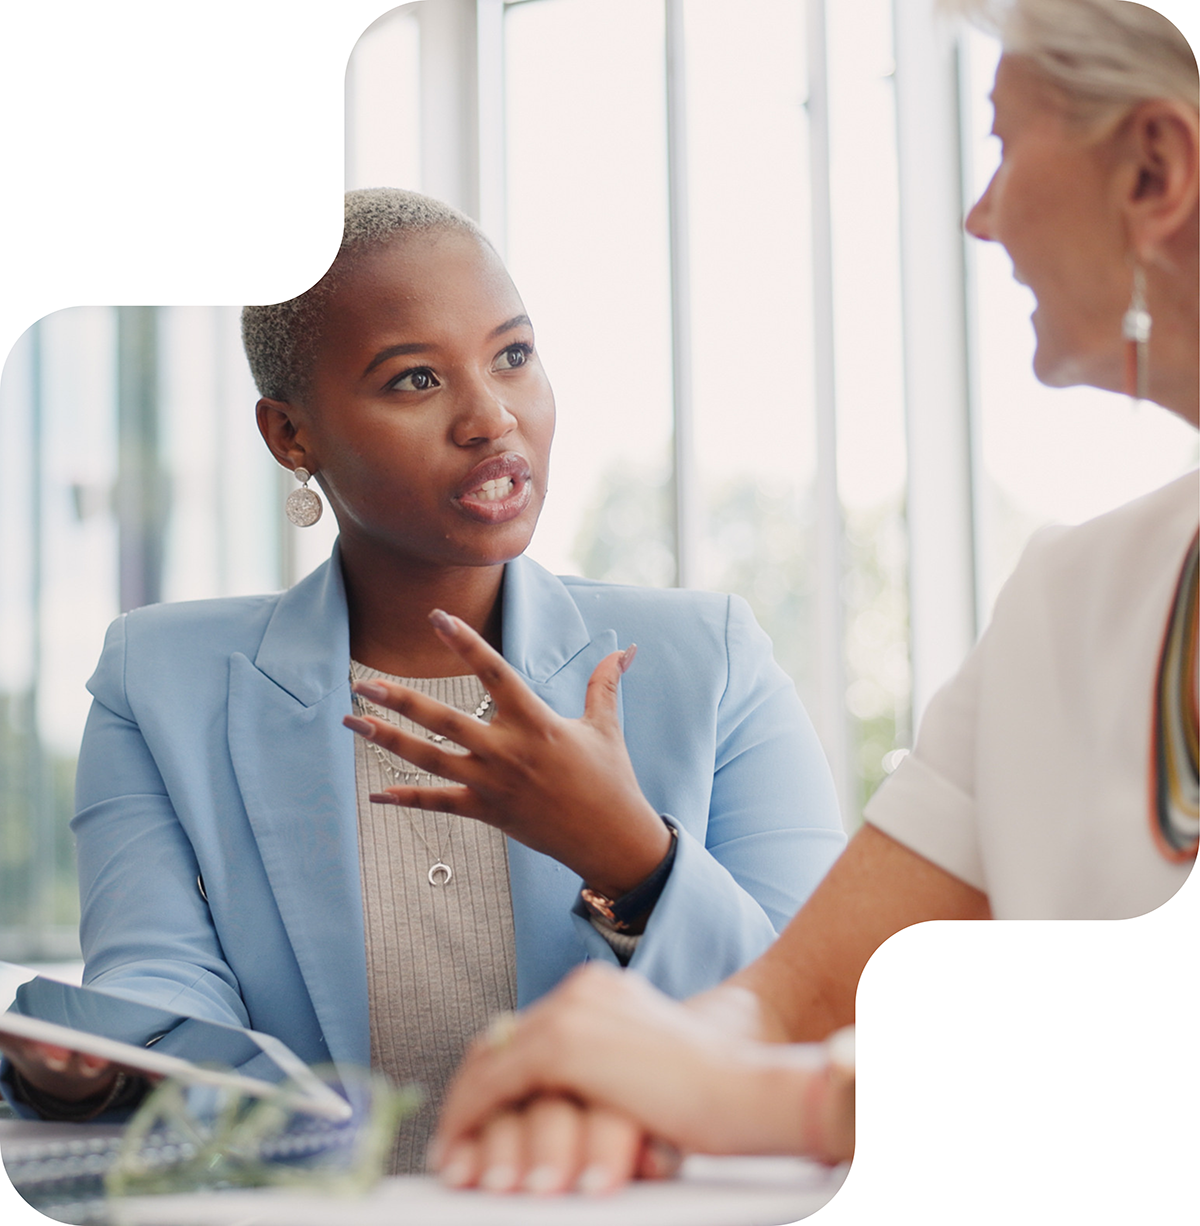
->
[41, 1052, 69, 1072]
[481, 1164, 518, 1192]
[343, 715, 375, 738]
[441, 1156, 472, 1188]
[619, 644, 638, 674]
[429, 608, 457, 636]
[642, 1138, 682, 1179]
[352, 680, 389, 702]
[524, 1164, 561, 1194]
[368, 792, 400, 805]
[578, 1164, 614, 1196]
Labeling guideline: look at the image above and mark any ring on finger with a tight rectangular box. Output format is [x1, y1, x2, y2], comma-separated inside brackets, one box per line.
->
[485, 1011, 520, 1051]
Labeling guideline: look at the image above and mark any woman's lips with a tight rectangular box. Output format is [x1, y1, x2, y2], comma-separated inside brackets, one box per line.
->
[454, 453, 535, 524]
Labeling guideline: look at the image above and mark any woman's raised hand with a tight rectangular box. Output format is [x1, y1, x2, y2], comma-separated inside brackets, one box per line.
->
[343, 609, 671, 897]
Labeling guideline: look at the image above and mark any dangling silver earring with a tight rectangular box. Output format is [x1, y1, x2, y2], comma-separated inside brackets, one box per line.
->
[1122, 264, 1151, 405]
[285, 466, 323, 527]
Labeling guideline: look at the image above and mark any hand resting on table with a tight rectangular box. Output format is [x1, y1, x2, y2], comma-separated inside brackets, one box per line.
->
[428, 964, 854, 1195]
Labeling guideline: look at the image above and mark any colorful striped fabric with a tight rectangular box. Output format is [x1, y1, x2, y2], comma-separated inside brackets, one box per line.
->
[1150, 532, 1199, 862]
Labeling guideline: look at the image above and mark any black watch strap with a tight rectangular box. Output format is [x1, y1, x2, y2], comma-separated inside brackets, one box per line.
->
[579, 822, 679, 931]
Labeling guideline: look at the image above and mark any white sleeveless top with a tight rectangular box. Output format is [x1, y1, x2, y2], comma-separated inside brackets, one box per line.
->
[865, 472, 1199, 918]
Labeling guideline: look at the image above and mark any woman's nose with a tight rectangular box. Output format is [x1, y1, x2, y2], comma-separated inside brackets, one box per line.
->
[965, 174, 997, 242]
[452, 384, 519, 447]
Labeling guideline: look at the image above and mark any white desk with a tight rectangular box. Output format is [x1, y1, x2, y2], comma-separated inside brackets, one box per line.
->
[2, 1122, 843, 1226]
[109, 1157, 843, 1226]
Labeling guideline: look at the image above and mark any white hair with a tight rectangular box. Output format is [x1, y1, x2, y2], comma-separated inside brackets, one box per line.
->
[943, 0, 1198, 124]
[242, 188, 488, 402]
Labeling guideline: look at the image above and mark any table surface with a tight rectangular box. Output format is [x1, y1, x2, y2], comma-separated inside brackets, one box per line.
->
[2, 1120, 845, 1226]
[111, 1158, 843, 1226]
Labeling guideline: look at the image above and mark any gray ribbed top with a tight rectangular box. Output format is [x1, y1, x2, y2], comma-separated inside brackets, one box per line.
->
[351, 664, 516, 1175]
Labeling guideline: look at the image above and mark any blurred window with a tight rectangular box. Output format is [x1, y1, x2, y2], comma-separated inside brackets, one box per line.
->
[502, 0, 911, 815]
[0, 304, 333, 961]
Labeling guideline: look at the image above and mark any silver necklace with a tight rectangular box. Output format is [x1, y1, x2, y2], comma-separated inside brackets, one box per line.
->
[349, 662, 492, 886]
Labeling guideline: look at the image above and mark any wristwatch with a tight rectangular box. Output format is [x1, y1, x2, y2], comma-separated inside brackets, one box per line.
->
[579, 823, 679, 931]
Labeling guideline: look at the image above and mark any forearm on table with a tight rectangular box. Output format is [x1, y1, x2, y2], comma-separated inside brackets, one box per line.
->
[691, 955, 844, 1045]
[702, 824, 992, 1043]
[679, 1044, 833, 1157]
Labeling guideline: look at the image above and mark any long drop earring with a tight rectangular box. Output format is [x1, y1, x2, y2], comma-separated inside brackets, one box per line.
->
[1122, 264, 1152, 405]
[285, 466, 323, 527]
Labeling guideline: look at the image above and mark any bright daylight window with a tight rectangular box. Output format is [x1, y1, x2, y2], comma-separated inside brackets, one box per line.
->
[503, 0, 911, 817]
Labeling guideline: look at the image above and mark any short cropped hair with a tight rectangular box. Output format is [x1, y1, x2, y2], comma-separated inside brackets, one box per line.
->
[943, 0, 1198, 127]
[242, 188, 488, 402]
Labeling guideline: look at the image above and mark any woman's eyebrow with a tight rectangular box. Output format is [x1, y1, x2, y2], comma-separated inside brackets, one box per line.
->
[489, 314, 531, 339]
[362, 341, 431, 377]
[362, 316, 531, 378]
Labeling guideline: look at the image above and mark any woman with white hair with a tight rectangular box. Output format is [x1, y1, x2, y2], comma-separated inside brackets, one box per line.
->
[357, 0, 1197, 1193]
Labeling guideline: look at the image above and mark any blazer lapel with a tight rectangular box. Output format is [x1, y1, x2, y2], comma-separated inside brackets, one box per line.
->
[227, 554, 369, 1068]
[227, 553, 628, 1038]
[500, 557, 622, 1004]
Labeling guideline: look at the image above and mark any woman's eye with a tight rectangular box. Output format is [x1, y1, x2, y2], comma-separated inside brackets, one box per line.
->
[494, 344, 530, 371]
[389, 368, 439, 392]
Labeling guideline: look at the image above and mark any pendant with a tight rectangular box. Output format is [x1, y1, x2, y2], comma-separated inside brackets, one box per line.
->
[428, 862, 452, 887]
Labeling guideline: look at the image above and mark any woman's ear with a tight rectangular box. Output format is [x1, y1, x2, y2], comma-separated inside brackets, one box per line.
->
[1122, 98, 1200, 266]
[256, 397, 313, 472]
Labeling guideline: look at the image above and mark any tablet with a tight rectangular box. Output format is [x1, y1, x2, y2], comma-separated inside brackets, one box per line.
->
[0, 962, 351, 1122]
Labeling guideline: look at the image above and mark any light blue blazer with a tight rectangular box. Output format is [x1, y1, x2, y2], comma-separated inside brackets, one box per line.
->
[65, 552, 844, 1072]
